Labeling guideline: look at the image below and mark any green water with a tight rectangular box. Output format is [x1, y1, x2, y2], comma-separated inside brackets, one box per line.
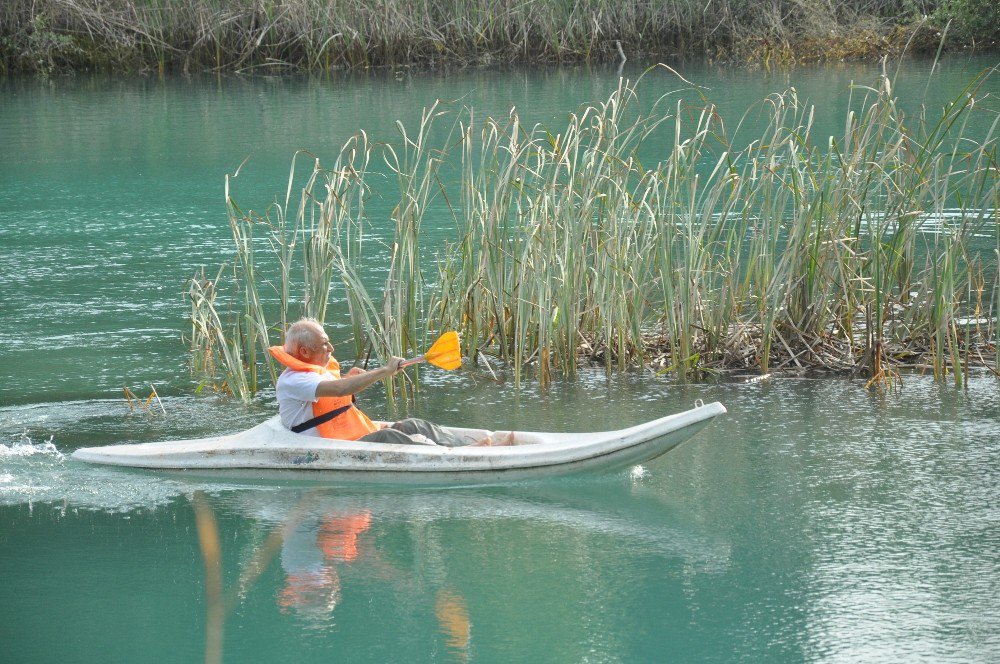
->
[2, 58, 999, 662]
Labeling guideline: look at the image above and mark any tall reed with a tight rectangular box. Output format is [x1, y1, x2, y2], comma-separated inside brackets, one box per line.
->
[191, 66, 998, 399]
[188, 140, 376, 401]
[430, 67, 998, 385]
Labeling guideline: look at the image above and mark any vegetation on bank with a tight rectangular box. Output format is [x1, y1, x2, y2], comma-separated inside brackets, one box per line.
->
[188, 67, 999, 400]
[1, 0, 998, 76]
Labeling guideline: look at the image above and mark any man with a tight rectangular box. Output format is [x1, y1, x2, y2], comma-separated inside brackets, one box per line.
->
[270, 318, 463, 446]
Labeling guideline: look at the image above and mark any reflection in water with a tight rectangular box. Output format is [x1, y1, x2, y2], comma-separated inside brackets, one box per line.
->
[189, 490, 499, 661]
[184, 483, 726, 662]
[189, 490, 323, 664]
[277, 511, 371, 620]
[190, 492, 224, 664]
[273, 504, 474, 660]
[435, 589, 471, 659]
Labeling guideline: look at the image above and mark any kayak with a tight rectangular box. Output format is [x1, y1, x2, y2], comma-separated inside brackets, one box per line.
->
[71, 401, 726, 483]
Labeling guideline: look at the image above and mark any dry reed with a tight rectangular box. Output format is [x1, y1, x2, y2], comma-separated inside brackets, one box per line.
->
[2, 0, 954, 75]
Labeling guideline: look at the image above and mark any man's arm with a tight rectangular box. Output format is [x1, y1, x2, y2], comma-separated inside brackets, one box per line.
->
[314, 357, 403, 398]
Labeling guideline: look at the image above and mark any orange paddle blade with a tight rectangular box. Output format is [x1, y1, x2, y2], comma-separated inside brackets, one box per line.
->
[424, 331, 462, 370]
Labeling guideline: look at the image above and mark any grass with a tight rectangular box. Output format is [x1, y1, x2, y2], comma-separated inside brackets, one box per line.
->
[189, 64, 998, 400]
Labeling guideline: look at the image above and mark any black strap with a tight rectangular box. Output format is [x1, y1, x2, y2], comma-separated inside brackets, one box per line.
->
[291, 403, 354, 434]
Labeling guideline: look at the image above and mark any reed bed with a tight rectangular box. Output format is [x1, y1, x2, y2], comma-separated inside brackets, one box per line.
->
[2, 0, 960, 75]
[190, 66, 998, 400]
[431, 68, 999, 387]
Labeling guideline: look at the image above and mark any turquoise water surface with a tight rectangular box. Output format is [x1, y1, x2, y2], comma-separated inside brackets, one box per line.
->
[1, 58, 999, 662]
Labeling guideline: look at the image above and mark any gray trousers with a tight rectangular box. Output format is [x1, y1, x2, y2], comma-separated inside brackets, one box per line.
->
[359, 418, 463, 447]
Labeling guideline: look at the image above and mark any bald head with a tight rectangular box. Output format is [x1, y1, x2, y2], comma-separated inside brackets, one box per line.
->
[284, 318, 325, 358]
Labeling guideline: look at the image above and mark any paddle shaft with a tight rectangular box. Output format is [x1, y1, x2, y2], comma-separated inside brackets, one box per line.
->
[399, 355, 425, 368]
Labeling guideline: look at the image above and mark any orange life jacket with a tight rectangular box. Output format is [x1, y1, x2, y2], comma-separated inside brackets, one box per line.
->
[269, 346, 379, 441]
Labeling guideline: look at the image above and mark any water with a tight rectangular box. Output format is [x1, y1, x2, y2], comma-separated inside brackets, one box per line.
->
[2, 376, 998, 662]
[2, 57, 1000, 662]
[2, 58, 998, 406]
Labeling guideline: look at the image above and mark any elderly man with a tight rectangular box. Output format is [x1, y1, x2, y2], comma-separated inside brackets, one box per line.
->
[269, 318, 461, 446]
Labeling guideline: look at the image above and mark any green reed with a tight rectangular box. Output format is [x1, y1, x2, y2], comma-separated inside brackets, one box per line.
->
[187, 141, 370, 400]
[187, 264, 256, 402]
[191, 66, 998, 399]
[189, 129, 440, 403]
[432, 67, 997, 385]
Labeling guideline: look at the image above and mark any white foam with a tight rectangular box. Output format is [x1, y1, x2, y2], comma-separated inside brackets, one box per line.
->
[0, 433, 63, 459]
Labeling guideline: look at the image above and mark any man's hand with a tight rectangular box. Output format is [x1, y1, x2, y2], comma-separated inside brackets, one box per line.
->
[384, 356, 404, 375]
[346, 367, 366, 377]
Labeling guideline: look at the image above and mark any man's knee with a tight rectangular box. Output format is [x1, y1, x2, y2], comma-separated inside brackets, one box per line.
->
[390, 418, 424, 435]
[390, 418, 462, 447]
[360, 427, 434, 446]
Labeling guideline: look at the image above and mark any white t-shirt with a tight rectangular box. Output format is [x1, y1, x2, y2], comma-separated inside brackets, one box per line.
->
[275, 369, 327, 437]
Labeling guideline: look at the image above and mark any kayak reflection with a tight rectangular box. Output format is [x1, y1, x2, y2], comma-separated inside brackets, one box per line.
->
[188, 482, 730, 662]
[237, 485, 732, 572]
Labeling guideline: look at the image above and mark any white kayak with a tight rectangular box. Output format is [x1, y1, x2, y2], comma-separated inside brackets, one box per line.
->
[72, 401, 726, 483]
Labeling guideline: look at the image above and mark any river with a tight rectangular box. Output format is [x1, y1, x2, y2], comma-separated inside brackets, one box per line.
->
[1, 58, 999, 662]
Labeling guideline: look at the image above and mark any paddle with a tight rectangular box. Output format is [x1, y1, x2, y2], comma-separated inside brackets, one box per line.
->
[400, 331, 462, 370]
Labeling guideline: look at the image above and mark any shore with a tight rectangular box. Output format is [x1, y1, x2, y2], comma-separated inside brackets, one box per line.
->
[2, 0, 997, 76]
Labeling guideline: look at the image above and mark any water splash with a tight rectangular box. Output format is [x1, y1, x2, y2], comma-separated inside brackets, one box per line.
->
[0, 430, 184, 511]
[0, 432, 63, 459]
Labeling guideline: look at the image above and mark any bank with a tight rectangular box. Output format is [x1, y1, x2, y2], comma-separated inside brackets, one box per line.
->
[2, 0, 998, 76]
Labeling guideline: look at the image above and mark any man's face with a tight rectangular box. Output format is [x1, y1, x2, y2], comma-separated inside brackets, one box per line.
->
[298, 324, 334, 367]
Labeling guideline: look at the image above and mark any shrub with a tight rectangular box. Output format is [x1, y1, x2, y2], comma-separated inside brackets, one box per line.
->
[937, 0, 1000, 42]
